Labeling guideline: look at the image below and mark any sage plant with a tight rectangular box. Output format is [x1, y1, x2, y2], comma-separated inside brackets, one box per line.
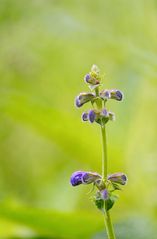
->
[70, 65, 127, 239]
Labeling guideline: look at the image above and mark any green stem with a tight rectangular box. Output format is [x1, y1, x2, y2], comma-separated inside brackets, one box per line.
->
[101, 125, 116, 239]
[101, 126, 107, 178]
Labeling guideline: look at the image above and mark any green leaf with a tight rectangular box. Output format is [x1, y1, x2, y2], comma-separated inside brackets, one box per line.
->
[105, 195, 118, 211]
[94, 198, 104, 211]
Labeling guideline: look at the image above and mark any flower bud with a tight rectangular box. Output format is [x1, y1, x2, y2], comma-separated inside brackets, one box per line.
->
[101, 189, 109, 200]
[101, 108, 109, 117]
[108, 111, 115, 121]
[108, 173, 127, 185]
[75, 92, 95, 108]
[91, 64, 100, 74]
[70, 171, 101, 186]
[84, 74, 100, 85]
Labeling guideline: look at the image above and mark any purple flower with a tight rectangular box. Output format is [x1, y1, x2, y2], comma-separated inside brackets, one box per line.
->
[110, 90, 123, 101]
[108, 173, 127, 185]
[75, 92, 95, 108]
[88, 110, 96, 123]
[100, 89, 123, 101]
[101, 189, 109, 200]
[70, 171, 101, 186]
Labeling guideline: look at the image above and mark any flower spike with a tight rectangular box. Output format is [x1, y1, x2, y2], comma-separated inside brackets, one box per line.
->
[71, 65, 127, 239]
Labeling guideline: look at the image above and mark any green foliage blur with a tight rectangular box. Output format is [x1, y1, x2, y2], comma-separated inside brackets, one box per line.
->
[0, 0, 157, 238]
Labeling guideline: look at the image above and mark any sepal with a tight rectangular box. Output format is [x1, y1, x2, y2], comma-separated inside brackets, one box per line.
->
[105, 195, 118, 211]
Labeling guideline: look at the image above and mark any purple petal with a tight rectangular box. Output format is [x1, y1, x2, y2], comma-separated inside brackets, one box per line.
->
[84, 74, 91, 83]
[75, 96, 82, 107]
[70, 171, 86, 186]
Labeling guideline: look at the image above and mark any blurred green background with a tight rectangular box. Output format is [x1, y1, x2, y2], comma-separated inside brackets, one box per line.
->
[0, 0, 157, 238]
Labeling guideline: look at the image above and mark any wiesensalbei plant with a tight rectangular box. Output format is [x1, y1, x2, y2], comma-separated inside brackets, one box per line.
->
[70, 65, 127, 239]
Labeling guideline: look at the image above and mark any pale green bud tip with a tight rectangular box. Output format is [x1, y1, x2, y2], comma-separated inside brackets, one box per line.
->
[91, 64, 100, 74]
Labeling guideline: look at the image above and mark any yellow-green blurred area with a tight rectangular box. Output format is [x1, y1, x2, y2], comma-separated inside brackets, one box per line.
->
[0, 0, 157, 238]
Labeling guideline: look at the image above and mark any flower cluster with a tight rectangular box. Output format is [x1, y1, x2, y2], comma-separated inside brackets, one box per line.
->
[70, 65, 127, 212]
[75, 65, 123, 126]
[70, 170, 127, 211]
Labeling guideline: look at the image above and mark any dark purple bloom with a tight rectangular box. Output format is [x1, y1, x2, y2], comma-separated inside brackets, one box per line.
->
[75, 92, 95, 108]
[88, 110, 96, 123]
[108, 173, 127, 185]
[70, 171, 86, 186]
[101, 189, 109, 200]
[70, 171, 101, 186]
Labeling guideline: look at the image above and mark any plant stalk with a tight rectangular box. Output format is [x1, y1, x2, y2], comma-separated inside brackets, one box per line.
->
[101, 125, 116, 239]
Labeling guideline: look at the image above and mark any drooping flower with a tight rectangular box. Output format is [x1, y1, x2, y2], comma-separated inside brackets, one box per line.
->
[75, 92, 95, 108]
[108, 173, 127, 185]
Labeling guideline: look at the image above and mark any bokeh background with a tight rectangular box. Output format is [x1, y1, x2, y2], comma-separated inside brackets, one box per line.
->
[0, 0, 157, 238]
